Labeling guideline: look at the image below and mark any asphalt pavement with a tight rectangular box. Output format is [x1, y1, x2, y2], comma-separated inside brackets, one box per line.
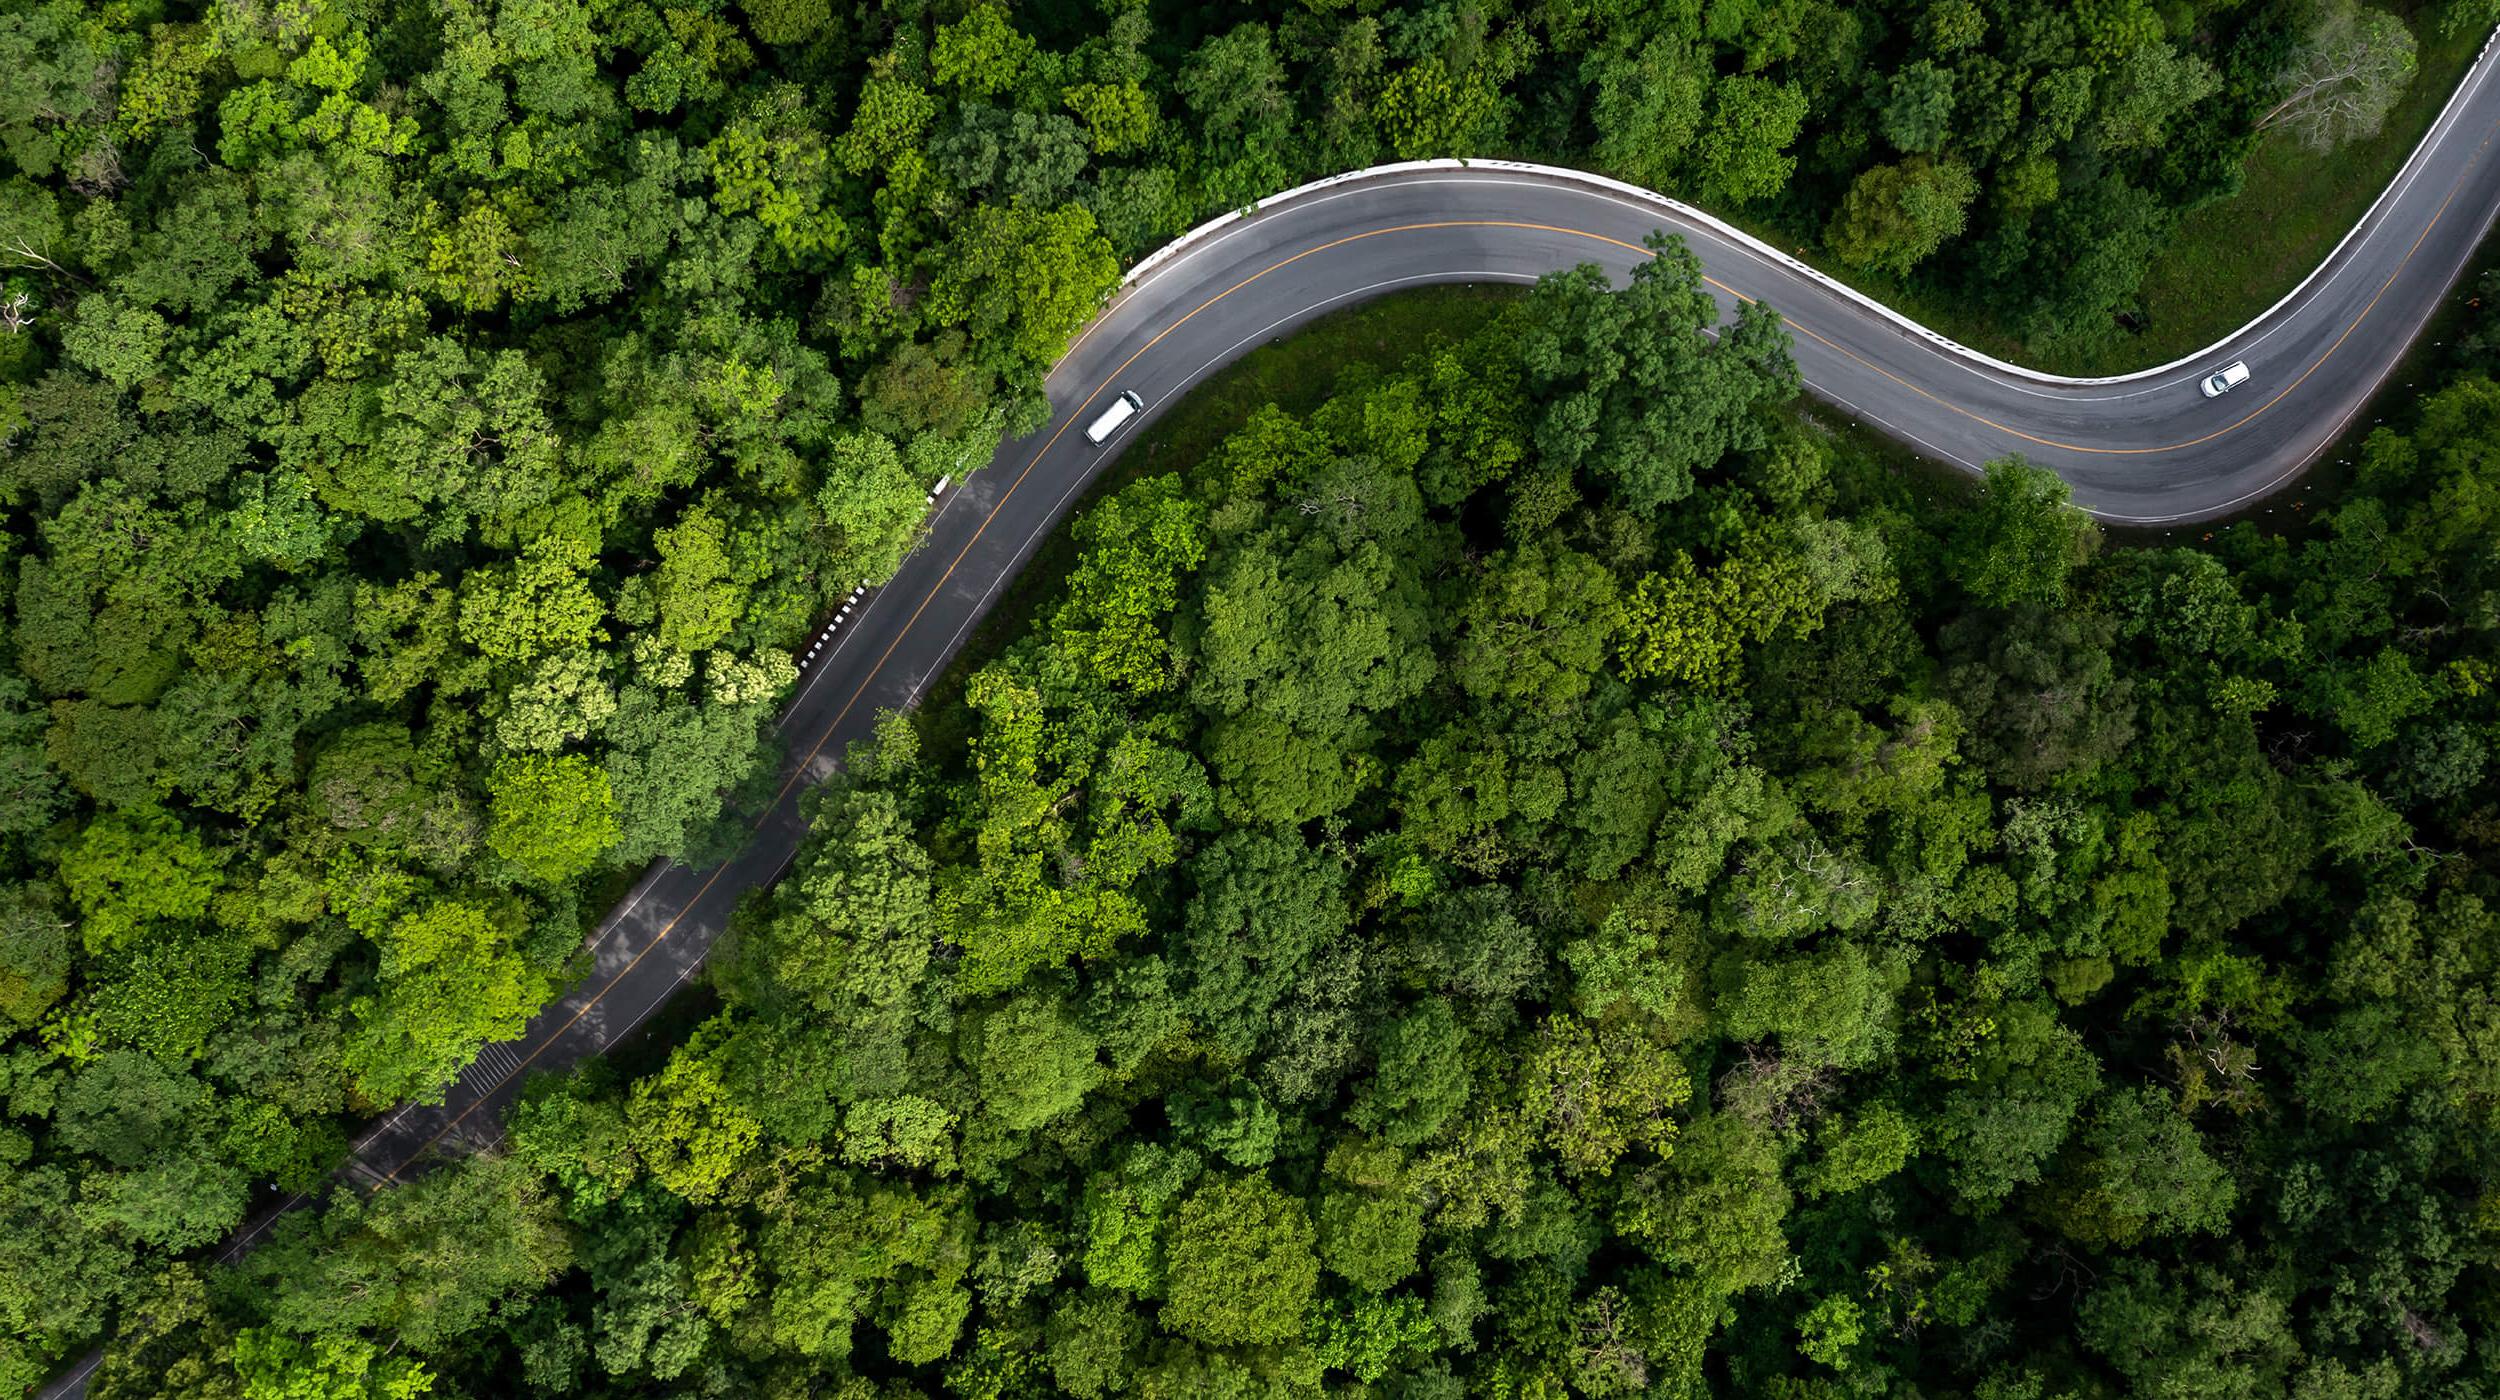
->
[37, 35, 2500, 1400]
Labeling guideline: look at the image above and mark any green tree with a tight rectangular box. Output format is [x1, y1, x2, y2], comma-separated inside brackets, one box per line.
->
[1878, 61, 1957, 153]
[1715, 941, 1894, 1070]
[1617, 542, 1817, 689]
[816, 432, 928, 586]
[1689, 76, 1808, 205]
[2076, 1259, 2298, 1397]
[626, 1017, 763, 1203]
[1161, 1175, 1318, 1346]
[650, 505, 746, 655]
[603, 684, 770, 864]
[1588, 37, 1707, 188]
[705, 85, 847, 261]
[457, 545, 605, 666]
[1519, 242, 1797, 513]
[229, 1328, 434, 1399]
[1826, 157, 1980, 279]
[0, 885, 69, 1027]
[1080, 1143, 1201, 1295]
[2098, 41, 2222, 152]
[1942, 606, 2135, 790]
[972, 995, 1103, 1131]
[1523, 1013, 1694, 1177]
[1176, 24, 1293, 205]
[1611, 1112, 1790, 1293]
[928, 201, 1120, 373]
[61, 295, 169, 388]
[2044, 1086, 2238, 1248]
[1928, 998, 2105, 1206]
[1045, 1290, 1144, 1398]
[1051, 477, 1207, 692]
[1317, 1140, 1426, 1293]
[247, 1155, 572, 1352]
[742, 0, 829, 46]
[1062, 81, 1155, 155]
[1950, 458, 2101, 608]
[1376, 57, 1497, 159]
[1794, 1103, 1919, 1197]
[759, 1173, 973, 1362]
[726, 787, 933, 1013]
[343, 901, 553, 1105]
[60, 805, 224, 953]
[1173, 828, 1350, 1060]
[1449, 543, 1621, 712]
[485, 754, 620, 886]
[931, 7, 1036, 96]
[1347, 998, 1471, 1146]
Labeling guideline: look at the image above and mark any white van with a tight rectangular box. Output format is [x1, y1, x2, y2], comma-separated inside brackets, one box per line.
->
[1084, 390, 1146, 445]
[2201, 361, 2251, 398]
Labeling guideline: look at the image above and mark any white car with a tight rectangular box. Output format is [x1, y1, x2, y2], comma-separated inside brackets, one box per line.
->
[2201, 361, 2251, 397]
[1084, 390, 1145, 444]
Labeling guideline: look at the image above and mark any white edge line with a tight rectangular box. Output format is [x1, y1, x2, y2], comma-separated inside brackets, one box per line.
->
[1098, 23, 2500, 391]
[148, 33, 2499, 1375]
[926, 272, 1535, 684]
[338, 14, 2500, 1177]
[561, 477, 971, 964]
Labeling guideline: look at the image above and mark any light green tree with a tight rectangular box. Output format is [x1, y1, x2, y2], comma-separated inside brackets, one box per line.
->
[817, 432, 927, 585]
[1160, 1175, 1318, 1346]
[1825, 157, 1980, 279]
[485, 754, 620, 885]
[1689, 76, 1807, 205]
[229, 1328, 434, 1399]
[626, 1017, 764, 1202]
[343, 901, 552, 1104]
[972, 995, 1103, 1131]
[60, 806, 224, 953]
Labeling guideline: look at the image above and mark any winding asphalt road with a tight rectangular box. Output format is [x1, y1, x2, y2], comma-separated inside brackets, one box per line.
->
[38, 29, 2500, 1400]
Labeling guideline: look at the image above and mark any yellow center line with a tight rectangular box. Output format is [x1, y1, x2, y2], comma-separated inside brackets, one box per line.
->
[374, 141, 2490, 1179]
[1762, 130, 2486, 456]
[376, 221, 1430, 1177]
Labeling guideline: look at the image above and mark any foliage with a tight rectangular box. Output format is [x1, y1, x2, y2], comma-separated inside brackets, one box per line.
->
[484, 755, 619, 887]
[8, 0, 2497, 1391]
[1161, 1175, 1319, 1345]
[113, 246, 2500, 1400]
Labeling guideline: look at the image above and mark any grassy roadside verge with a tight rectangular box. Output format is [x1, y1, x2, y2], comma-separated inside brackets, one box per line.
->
[1733, 6, 2484, 377]
[618, 237, 2485, 1072]
[2128, 9, 2484, 371]
[913, 284, 1522, 753]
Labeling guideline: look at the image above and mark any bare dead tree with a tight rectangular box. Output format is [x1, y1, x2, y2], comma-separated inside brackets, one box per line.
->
[2029, 1241, 2100, 1302]
[1, 236, 68, 276]
[2259, 0, 2418, 153]
[1716, 1043, 1836, 1131]
[2165, 1010, 2266, 1117]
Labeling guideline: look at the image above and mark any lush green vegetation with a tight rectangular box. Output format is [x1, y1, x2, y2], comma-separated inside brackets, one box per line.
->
[4, 0, 2499, 1389]
[923, 283, 1520, 732]
[116, 248, 2500, 1398]
[1810, 0, 2488, 374]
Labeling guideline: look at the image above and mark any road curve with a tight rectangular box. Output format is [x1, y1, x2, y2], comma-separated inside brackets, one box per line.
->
[37, 31, 2500, 1400]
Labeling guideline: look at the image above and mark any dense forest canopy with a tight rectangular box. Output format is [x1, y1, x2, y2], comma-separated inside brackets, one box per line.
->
[2, 0, 2497, 1390]
[94, 251, 2500, 1397]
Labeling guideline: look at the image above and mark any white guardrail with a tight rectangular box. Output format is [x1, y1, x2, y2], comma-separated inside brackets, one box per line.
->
[1110, 21, 2500, 389]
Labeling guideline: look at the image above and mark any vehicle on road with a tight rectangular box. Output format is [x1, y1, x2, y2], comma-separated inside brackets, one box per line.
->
[2202, 360, 2252, 397]
[1084, 390, 1146, 444]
